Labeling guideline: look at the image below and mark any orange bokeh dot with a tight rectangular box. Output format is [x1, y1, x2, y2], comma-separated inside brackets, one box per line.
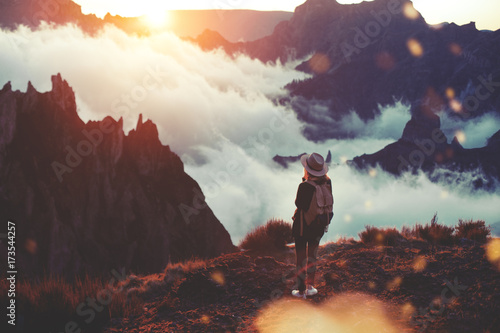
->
[407, 38, 424, 58]
[309, 53, 331, 74]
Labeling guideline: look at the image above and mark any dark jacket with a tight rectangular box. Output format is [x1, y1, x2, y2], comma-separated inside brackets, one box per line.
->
[292, 177, 333, 239]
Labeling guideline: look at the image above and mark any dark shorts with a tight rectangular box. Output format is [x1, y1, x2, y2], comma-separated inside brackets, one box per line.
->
[292, 213, 329, 241]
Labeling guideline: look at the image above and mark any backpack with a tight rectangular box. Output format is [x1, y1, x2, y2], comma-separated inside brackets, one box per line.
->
[303, 180, 334, 226]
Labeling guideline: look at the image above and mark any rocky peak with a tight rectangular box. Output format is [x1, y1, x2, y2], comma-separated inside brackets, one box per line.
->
[401, 105, 442, 143]
[0, 75, 235, 277]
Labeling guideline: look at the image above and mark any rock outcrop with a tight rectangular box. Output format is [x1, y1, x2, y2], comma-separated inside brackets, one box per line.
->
[351, 111, 500, 190]
[0, 74, 235, 277]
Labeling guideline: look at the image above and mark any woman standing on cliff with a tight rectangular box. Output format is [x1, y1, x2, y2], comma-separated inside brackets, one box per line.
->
[291, 152, 334, 298]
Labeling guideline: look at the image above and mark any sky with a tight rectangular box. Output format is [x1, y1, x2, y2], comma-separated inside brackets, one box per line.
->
[73, 0, 500, 31]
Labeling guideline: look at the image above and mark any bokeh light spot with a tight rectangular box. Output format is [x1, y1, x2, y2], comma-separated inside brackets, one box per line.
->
[386, 276, 402, 290]
[201, 315, 211, 324]
[486, 239, 500, 270]
[25, 238, 38, 255]
[449, 43, 463, 56]
[365, 200, 373, 210]
[375, 51, 396, 71]
[450, 99, 463, 113]
[403, 2, 420, 20]
[412, 255, 427, 272]
[455, 130, 466, 144]
[445, 87, 455, 100]
[440, 190, 449, 199]
[344, 214, 353, 223]
[407, 38, 424, 58]
[369, 169, 377, 178]
[309, 53, 331, 74]
[210, 270, 225, 286]
[400, 303, 416, 321]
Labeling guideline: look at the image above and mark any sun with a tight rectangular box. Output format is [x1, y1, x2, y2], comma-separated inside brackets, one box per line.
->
[144, 10, 169, 28]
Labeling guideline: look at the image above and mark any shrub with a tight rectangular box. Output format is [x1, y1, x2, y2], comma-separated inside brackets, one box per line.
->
[358, 226, 404, 246]
[401, 225, 416, 239]
[239, 218, 293, 252]
[163, 259, 207, 284]
[415, 213, 455, 246]
[455, 219, 491, 243]
[0, 273, 142, 332]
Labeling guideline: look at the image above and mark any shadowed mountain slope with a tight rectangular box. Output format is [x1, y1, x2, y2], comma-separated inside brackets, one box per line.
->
[0, 75, 235, 277]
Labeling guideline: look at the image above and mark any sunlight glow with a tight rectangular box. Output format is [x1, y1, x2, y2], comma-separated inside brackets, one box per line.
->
[144, 10, 169, 28]
[257, 294, 401, 333]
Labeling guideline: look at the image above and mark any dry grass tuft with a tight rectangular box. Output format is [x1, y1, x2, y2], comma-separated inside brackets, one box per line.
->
[0, 273, 142, 331]
[455, 219, 490, 243]
[359, 226, 404, 246]
[239, 218, 293, 253]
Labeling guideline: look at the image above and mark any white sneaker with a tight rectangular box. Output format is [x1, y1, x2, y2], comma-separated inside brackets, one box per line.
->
[306, 285, 318, 296]
[291, 290, 306, 299]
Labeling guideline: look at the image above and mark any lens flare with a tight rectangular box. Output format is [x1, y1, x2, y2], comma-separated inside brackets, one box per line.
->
[256, 294, 402, 333]
[486, 239, 500, 270]
[407, 38, 424, 57]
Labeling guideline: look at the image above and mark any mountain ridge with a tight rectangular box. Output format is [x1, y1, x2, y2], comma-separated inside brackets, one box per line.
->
[0, 74, 235, 277]
[0, 0, 292, 42]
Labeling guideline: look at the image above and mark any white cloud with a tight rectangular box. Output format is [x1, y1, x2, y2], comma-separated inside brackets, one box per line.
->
[1, 24, 499, 245]
[439, 111, 500, 148]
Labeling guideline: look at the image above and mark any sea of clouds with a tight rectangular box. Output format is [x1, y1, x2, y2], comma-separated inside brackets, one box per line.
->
[1, 23, 499, 243]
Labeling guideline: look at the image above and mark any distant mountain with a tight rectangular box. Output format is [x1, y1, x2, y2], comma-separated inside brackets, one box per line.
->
[0, 74, 235, 277]
[0, 0, 292, 42]
[351, 112, 500, 190]
[194, 0, 500, 141]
